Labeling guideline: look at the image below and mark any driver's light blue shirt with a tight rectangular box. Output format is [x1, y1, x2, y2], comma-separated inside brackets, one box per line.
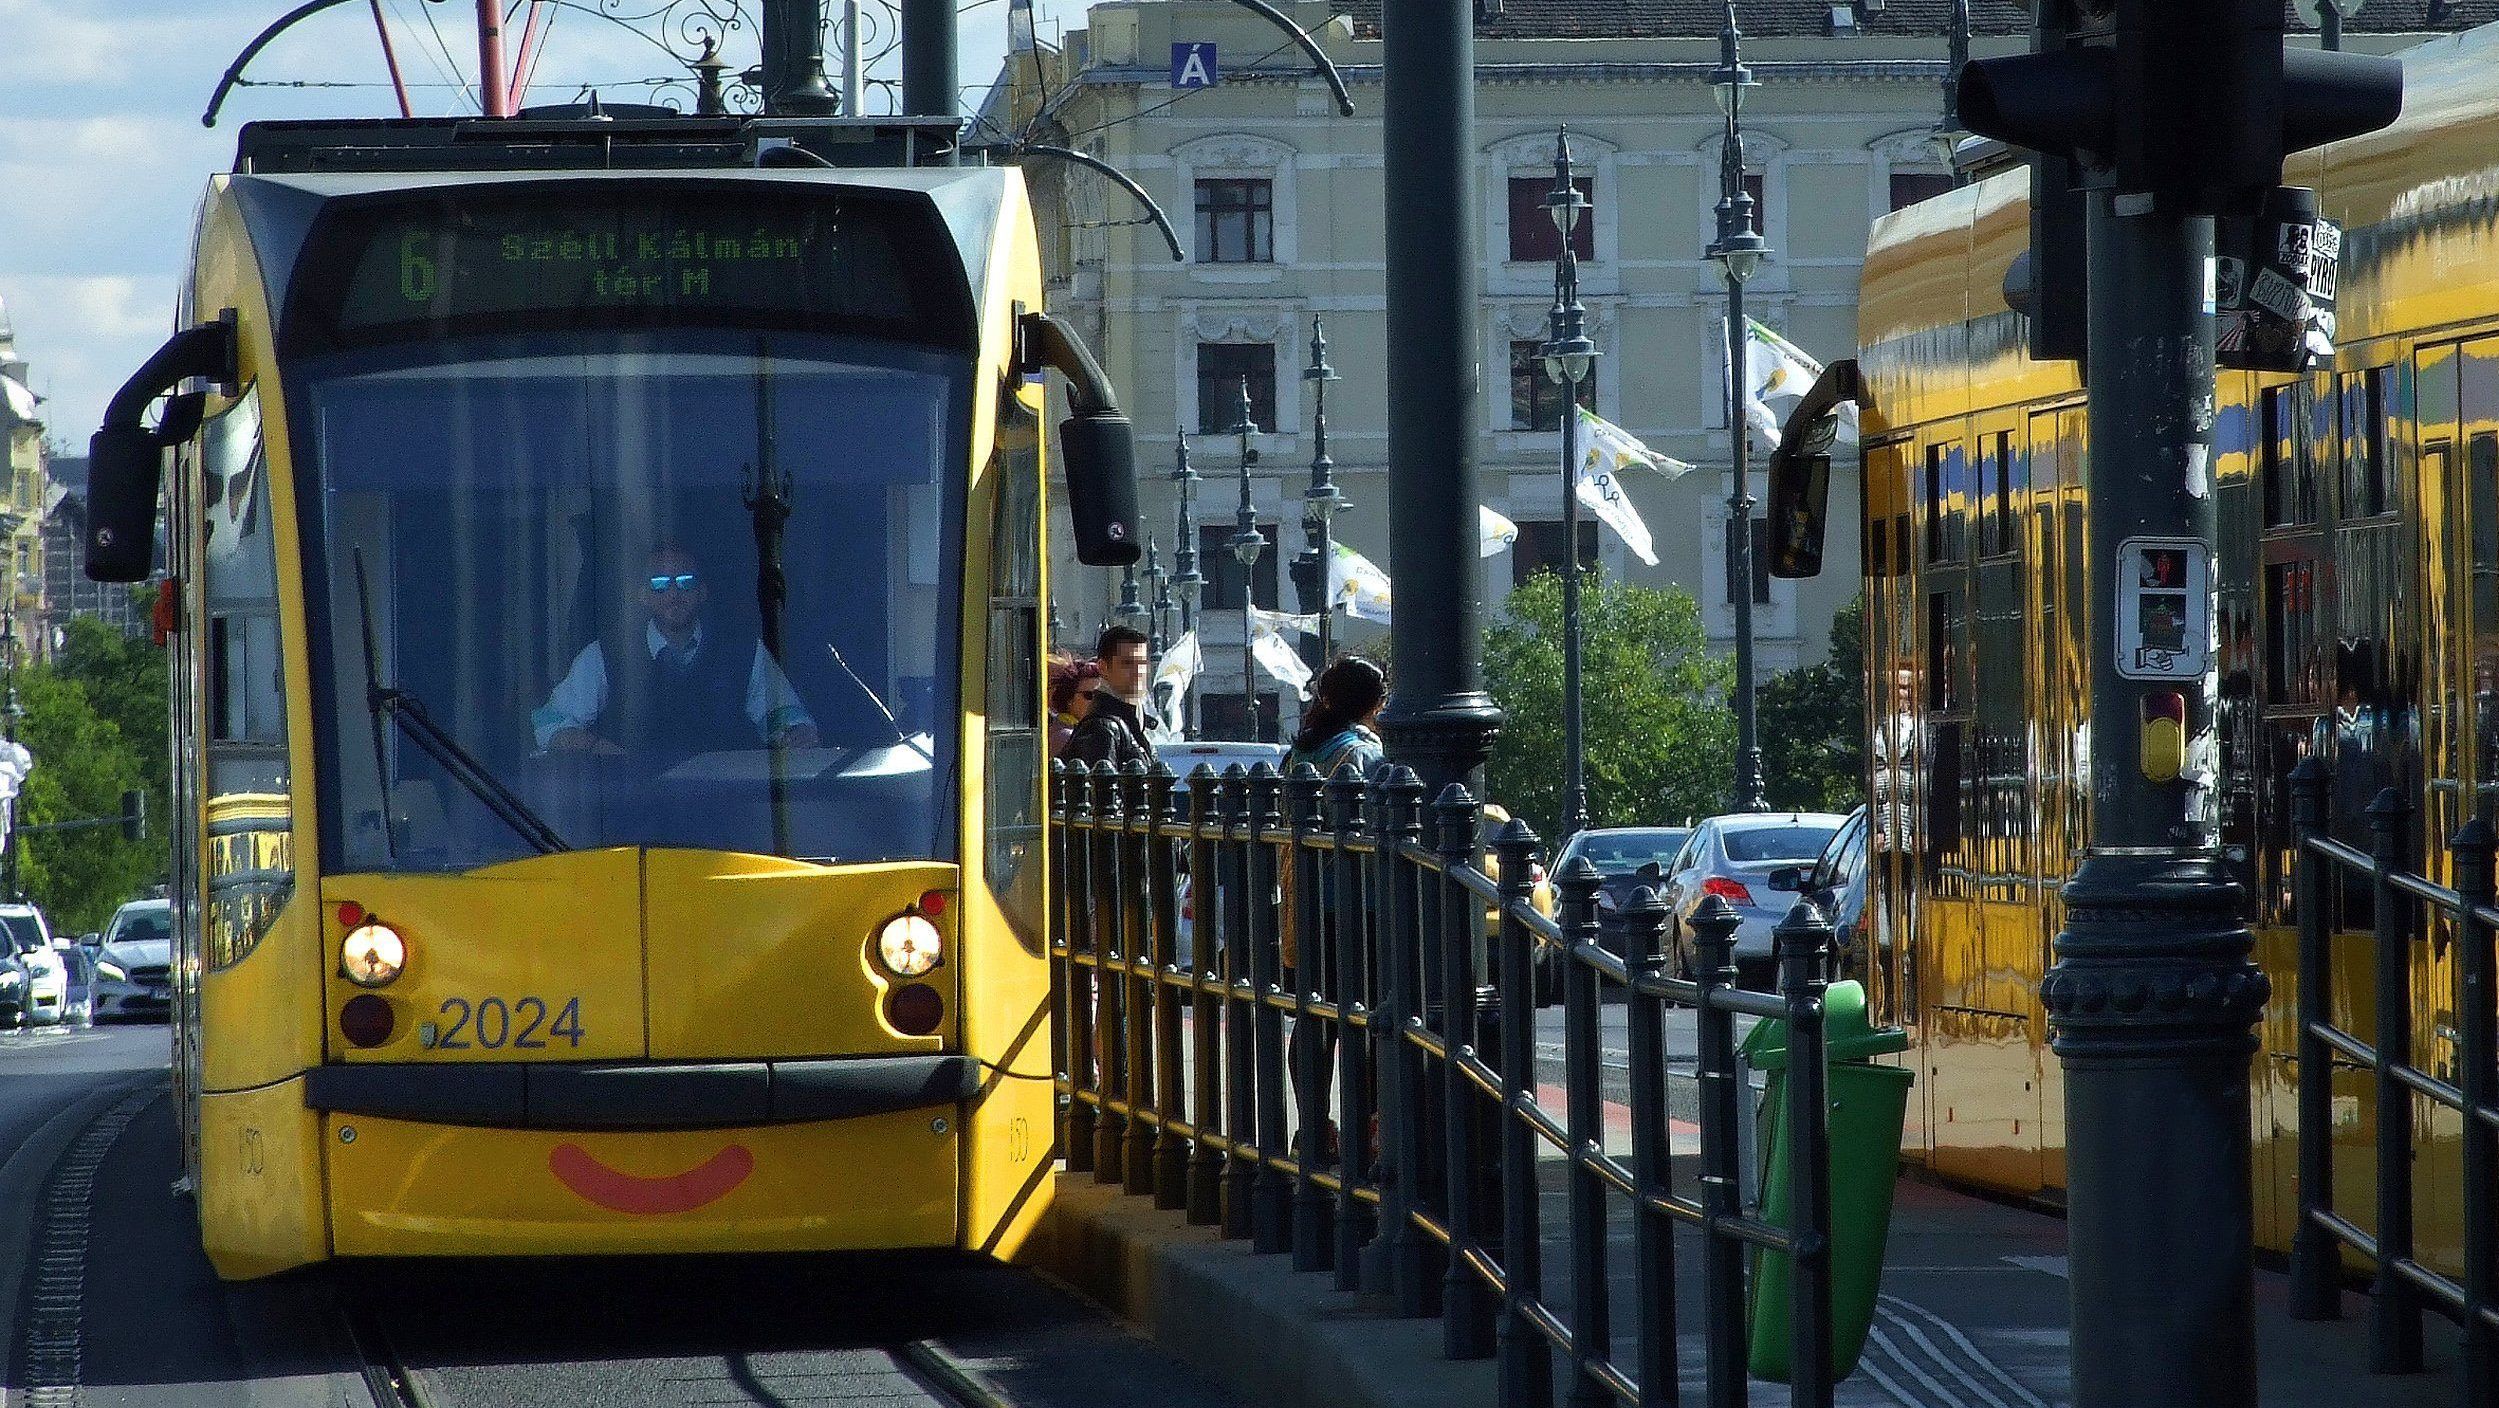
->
[531, 622, 814, 751]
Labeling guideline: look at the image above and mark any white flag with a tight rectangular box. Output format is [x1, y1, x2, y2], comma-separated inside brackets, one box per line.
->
[1479, 505, 1519, 557]
[1574, 456, 1658, 566]
[1249, 615, 1316, 699]
[1577, 406, 1695, 482]
[1737, 317, 1858, 450]
[1327, 542, 1393, 624]
[1152, 629, 1201, 728]
[1249, 604, 1323, 637]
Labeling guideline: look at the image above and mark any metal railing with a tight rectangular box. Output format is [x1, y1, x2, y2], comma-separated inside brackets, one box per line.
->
[2288, 759, 2497, 1406]
[1049, 757, 1840, 1407]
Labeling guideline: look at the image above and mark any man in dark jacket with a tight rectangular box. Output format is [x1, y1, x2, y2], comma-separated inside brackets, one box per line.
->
[1066, 624, 1160, 769]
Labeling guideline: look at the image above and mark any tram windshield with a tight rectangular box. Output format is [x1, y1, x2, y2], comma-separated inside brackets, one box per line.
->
[299, 333, 966, 871]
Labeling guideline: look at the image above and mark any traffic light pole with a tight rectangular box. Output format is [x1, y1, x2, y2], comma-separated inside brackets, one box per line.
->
[2044, 193, 2270, 1408]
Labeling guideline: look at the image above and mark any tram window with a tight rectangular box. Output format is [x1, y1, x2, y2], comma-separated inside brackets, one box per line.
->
[1978, 431, 2020, 558]
[1926, 588, 1961, 713]
[1924, 443, 1946, 563]
[2260, 387, 2300, 528]
[985, 391, 1047, 952]
[1893, 512, 1910, 577]
[2470, 432, 2499, 794]
[2340, 369, 2390, 519]
[2266, 558, 2323, 706]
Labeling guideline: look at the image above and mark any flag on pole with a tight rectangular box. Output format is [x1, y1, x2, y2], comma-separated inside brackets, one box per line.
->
[1327, 542, 1394, 624]
[1479, 505, 1519, 557]
[1735, 317, 1858, 449]
[1151, 629, 1201, 732]
[1248, 614, 1316, 698]
[1577, 405, 1695, 483]
[1249, 604, 1323, 637]
[1574, 454, 1658, 566]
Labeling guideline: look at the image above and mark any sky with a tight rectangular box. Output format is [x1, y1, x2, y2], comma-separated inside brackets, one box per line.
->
[0, 0, 1079, 452]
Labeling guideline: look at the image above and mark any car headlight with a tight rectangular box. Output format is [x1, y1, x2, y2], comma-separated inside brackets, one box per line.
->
[876, 913, 943, 978]
[96, 960, 126, 982]
[340, 922, 406, 988]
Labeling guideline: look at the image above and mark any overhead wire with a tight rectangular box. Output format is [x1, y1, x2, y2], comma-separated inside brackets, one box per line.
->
[1051, 14, 1336, 146]
[410, 0, 482, 112]
[382, 0, 467, 106]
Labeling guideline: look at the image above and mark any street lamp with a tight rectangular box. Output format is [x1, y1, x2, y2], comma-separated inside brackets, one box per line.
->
[1543, 128, 1599, 840]
[1143, 536, 1173, 658]
[1113, 558, 1149, 635]
[1932, 0, 1973, 176]
[1228, 378, 1268, 743]
[1296, 319, 1348, 670]
[1708, 0, 1771, 813]
[1171, 431, 1206, 736]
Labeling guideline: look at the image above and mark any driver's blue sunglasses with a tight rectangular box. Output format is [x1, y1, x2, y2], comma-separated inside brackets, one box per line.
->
[649, 573, 698, 593]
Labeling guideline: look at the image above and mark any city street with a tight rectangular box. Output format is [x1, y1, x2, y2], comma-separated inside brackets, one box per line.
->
[0, 1025, 1248, 1408]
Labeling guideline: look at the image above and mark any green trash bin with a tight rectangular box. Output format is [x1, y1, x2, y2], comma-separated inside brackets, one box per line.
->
[1738, 979, 1915, 1384]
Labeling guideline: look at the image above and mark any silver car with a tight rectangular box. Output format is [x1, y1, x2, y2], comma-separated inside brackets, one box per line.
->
[0, 905, 68, 1027]
[93, 899, 174, 1024]
[1660, 812, 1848, 988]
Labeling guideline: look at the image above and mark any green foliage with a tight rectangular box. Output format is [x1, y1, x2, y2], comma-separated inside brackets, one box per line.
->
[1758, 593, 1866, 813]
[14, 615, 169, 933]
[1484, 574, 1735, 838]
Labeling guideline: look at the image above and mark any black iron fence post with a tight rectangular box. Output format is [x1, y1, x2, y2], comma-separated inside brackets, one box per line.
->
[1494, 821, 1554, 1408]
[1148, 760, 1190, 1210]
[1221, 764, 1258, 1239]
[1776, 899, 1837, 1405]
[1249, 764, 1295, 1254]
[1094, 764, 1129, 1181]
[1186, 765, 1226, 1226]
[1330, 764, 1376, 1292]
[1435, 784, 1497, 1360]
[1378, 767, 1439, 1315]
[1288, 763, 1336, 1271]
[2452, 815, 2499, 1408]
[1559, 850, 1613, 1408]
[2366, 786, 2423, 1373]
[1690, 894, 1749, 1408]
[1619, 883, 1681, 1401]
[2289, 757, 2338, 1320]
[1123, 760, 1158, 1196]
[1063, 761, 1099, 1175]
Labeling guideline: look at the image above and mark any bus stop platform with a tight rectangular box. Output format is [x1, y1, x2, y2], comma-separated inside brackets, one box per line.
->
[1028, 1161, 2469, 1408]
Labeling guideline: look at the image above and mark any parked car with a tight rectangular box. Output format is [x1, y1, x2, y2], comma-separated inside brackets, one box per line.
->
[92, 898, 174, 1024]
[1153, 739, 1292, 793]
[1659, 812, 1849, 989]
[1554, 825, 1692, 955]
[0, 905, 68, 1027]
[1773, 806, 1871, 980]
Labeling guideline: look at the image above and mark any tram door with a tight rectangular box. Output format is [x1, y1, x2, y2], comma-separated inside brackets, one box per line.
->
[2029, 404, 2086, 1192]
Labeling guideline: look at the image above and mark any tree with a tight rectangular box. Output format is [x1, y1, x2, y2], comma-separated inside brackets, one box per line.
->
[1483, 574, 1735, 839]
[12, 614, 169, 933]
[1757, 593, 1865, 813]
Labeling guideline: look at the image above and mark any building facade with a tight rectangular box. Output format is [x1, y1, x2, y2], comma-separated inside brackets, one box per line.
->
[0, 298, 51, 665]
[996, 0, 2024, 739]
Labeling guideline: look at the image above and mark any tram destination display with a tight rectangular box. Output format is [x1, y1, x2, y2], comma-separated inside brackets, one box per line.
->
[286, 183, 973, 353]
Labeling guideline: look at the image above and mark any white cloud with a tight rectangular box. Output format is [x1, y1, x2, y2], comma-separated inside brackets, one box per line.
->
[1, 274, 179, 445]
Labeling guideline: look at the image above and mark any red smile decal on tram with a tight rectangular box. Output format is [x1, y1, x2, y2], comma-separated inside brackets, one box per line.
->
[548, 1143, 755, 1214]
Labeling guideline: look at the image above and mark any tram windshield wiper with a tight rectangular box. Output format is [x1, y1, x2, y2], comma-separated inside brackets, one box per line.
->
[353, 550, 570, 856]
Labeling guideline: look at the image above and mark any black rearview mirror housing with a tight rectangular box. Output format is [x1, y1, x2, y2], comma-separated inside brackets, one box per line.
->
[1014, 309, 1143, 567]
[86, 314, 237, 583]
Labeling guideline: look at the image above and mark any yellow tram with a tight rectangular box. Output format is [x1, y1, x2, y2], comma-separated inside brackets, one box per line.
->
[85, 115, 1138, 1279]
[1852, 23, 2499, 1267]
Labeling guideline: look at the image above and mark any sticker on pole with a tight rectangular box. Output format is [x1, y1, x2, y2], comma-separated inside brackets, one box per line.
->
[2115, 537, 2210, 681]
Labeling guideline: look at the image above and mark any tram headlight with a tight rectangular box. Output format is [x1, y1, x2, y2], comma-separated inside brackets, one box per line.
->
[340, 922, 406, 988]
[876, 913, 943, 978]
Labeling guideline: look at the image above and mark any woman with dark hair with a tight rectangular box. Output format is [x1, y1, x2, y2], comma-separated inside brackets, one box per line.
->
[1046, 654, 1099, 759]
[1286, 656, 1388, 781]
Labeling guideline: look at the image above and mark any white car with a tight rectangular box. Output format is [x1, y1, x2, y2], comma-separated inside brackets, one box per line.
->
[92, 899, 174, 1024]
[0, 905, 68, 1027]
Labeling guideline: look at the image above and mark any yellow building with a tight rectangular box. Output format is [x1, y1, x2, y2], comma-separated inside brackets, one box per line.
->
[0, 296, 49, 663]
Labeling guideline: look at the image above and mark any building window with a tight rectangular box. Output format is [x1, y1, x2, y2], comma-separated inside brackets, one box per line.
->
[1513, 519, 1597, 588]
[1196, 343, 1277, 435]
[1888, 172, 1955, 212]
[1725, 516, 1772, 606]
[1508, 175, 1595, 262]
[1194, 178, 1274, 264]
[1508, 340, 1596, 431]
[1199, 523, 1282, 611]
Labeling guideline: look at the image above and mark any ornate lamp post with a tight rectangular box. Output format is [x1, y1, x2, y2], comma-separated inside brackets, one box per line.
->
[1143, 537, 1173, 658]
[1932, 0, 1973, 175]
[1113, 558, 1149, 637]
[1542, 128, 1599, 840]
[1227, 379, 1268, 743]
[1171, 432, 1206, 736]
[1294, 319, 1348, 671]
[1708, 0, 1772, 814]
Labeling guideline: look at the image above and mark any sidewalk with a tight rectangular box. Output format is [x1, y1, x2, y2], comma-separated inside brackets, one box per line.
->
[1028, 1148, 2468, 1408]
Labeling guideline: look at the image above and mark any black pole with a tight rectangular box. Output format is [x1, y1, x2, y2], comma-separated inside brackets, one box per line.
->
[2040, 189, 2269, 1408]
[1297, 319, 1343, 673]
[900, 0, 955, 120]
[1377, 0, 1499, 796]
[1173, 434, 1204, 737]
[760, 0, 838, 116]
[1714, 2, 1769, 815]
[1546, 129, 1594, 840]
[1230, 386, 1268, 744]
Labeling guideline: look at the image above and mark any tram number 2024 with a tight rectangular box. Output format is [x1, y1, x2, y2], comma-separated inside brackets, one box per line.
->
[425, 996, 584, 1051]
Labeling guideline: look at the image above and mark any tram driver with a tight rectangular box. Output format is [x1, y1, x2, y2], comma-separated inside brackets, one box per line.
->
[532, 544, 822, 765]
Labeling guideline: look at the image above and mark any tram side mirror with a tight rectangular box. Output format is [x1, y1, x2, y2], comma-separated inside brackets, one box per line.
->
[1059, 410, 1144, 568]
[1766, 452, 1831, 581]
[87, 315, 237, 584]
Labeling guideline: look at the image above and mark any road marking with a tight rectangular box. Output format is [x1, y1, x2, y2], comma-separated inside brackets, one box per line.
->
[1877, 1296, 2055, 1408]
[1860, 1293, 2064, 1408]
[2002, 1255, 2068, 1280]
[14, 1085, 155, 1408]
